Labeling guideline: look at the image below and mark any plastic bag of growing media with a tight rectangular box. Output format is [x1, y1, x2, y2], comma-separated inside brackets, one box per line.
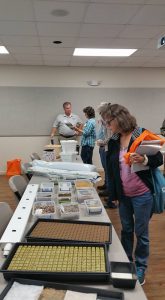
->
[6, 158, 21, 176]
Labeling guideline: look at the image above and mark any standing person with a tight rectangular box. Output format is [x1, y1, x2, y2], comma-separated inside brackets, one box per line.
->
[50, 102, 83, 143]
[104, 103, 163, 285]
[74, 106, 96, 164]
[97, 102, 117, 208]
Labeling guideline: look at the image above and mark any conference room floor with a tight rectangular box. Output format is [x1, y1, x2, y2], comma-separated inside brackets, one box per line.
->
[0, 174, 165, 300]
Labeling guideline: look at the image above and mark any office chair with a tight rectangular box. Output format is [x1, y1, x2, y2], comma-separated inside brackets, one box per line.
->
[21, 162, 32, 180]
[8, 175, 28, 202]
[30, 152, 41, 161]
[0, 202, 13, 238]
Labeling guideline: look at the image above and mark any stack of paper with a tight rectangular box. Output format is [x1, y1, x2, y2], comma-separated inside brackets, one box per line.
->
[131, 140, 162, 172]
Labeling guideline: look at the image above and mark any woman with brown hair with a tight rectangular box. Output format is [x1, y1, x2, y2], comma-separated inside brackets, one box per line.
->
[103, 103, 163, 285]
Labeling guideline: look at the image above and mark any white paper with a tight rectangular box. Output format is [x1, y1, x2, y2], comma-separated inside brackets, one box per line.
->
[131, 163, 149, 173]
[64, 290, 97, 300]
[3, 282, 43, 300]
[136, 144, 162, 156]
[141, 140, 162, 145]
[111, 272, 133, 279]
[131, 141, 162, 173]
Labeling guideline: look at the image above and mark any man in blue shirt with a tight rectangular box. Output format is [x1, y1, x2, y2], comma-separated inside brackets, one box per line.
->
[74, 106, 96, 164]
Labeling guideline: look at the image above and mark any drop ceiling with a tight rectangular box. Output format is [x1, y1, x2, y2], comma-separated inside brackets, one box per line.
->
[1, 0, 165, 67]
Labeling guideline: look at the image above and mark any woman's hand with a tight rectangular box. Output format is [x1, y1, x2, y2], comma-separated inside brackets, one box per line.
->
[129, 153, 145, 164]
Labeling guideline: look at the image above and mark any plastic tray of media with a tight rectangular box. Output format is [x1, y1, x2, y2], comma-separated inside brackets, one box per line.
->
[32, 201, 56, 219]
[0, 278, 124, 300]
[0, 242, 110, 282]
[25, 219, 112, 245]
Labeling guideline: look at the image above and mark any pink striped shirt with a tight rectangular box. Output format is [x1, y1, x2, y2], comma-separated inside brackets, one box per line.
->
[119, 149, 149, 197]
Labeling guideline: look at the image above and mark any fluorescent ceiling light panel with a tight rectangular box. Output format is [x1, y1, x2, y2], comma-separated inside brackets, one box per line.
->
[0, 46, 9, 54]
[73, 48, 137, 57]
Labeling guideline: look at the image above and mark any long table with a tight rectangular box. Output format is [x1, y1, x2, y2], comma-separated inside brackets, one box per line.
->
[0, 175, 148, 300]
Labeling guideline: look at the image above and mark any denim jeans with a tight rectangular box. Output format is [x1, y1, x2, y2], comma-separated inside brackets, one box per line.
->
[81, 145, 94, 164]
[119, 191, 153, 271]
[99, 147, 107, 186]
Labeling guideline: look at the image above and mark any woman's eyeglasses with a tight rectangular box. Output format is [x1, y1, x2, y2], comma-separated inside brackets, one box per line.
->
[106, 118, 115, 125]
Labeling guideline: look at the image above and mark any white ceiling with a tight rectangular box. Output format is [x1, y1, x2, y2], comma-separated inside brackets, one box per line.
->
[1, 0, 165, 67]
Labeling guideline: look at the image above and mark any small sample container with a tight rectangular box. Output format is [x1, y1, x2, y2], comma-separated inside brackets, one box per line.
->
[84, 199, 102, 214]
[40, 182, 54, 193]
[57, 197, 72, 205]
[110, 262, 137, 289]
[59, 203, 80, 219]
[76, 188, 95, 203]
[75, 179, 93, 189]
[58, 181, 72, 192]
[32, 201, 56, 219]
[36, 192, 55, 202]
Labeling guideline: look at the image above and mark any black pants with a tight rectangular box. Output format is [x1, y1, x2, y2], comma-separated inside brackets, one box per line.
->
[81, 145, 94, 164]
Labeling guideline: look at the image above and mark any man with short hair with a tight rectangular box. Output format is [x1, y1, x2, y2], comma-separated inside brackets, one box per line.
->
[50, 102, 83, 143]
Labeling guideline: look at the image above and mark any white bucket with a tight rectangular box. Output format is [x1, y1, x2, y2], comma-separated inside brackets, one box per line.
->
[60, 151, 77, 162]
[60, 140, 77, 153]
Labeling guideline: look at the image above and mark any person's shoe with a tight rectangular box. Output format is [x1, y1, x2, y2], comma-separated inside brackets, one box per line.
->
[98, 190, 109, 197]
[97, 184, 106, 191]
[104, 203, 117, 209]
[137, 268, 145, 285]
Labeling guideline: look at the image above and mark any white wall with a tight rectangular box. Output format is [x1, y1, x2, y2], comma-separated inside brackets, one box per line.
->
[1, 65, 165, 174]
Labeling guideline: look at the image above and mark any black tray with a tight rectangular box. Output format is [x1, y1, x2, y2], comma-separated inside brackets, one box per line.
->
[110, 262, 137, 289]
[0, 278, 124, 300]
[25, 219, 112, 245]
[0, 241, 110, 283]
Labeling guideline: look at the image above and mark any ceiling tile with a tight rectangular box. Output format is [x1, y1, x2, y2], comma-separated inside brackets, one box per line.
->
[41, 47, 74, 55]
[111, 38, 148, 48]
[13, 54, 43, 61]
[39, 36, 76, 47]
[0, 35, 40, 47]
[79, 24, 125, 38]
[119, 25, 165, 39]
[43, 55, 71, 66]
[7, 46, 41, 54]
[76, 38, 117, 48]
[0, 21, 37, 36]
[84, 4, 141, 24]
[37, 22, 81, 37]
[34, 1, 87, 22]
[17, 60, 43, 65]
[70, 56, 98, 67]
[0, 0, 34, 21]
[130, 5, 165, 26]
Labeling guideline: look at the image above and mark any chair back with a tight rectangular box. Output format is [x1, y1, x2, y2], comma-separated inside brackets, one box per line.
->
[0, 202, 13, 237]
[9, 175, 28, 201]
[30, 152, 41, 161]
[21, 162, 32, 180]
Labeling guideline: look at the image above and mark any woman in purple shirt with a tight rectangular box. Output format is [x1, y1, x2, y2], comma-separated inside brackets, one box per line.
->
[103, 103, 163, 286]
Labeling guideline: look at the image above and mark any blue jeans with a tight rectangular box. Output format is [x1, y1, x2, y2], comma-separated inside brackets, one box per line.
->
[119, 191, 153, 271]
[99, 147, 107, 186]
[81, 145, 94, 164]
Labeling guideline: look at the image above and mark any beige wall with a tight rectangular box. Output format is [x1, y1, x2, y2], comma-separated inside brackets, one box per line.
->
[0, 65, 165, 173]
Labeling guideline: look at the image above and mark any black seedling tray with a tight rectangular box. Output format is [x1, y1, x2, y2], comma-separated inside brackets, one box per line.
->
[0, 278, 124, 300]
[110, 262, 137, 289]
[0, 241, 110, 283]
[25, 219, 112, 245]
